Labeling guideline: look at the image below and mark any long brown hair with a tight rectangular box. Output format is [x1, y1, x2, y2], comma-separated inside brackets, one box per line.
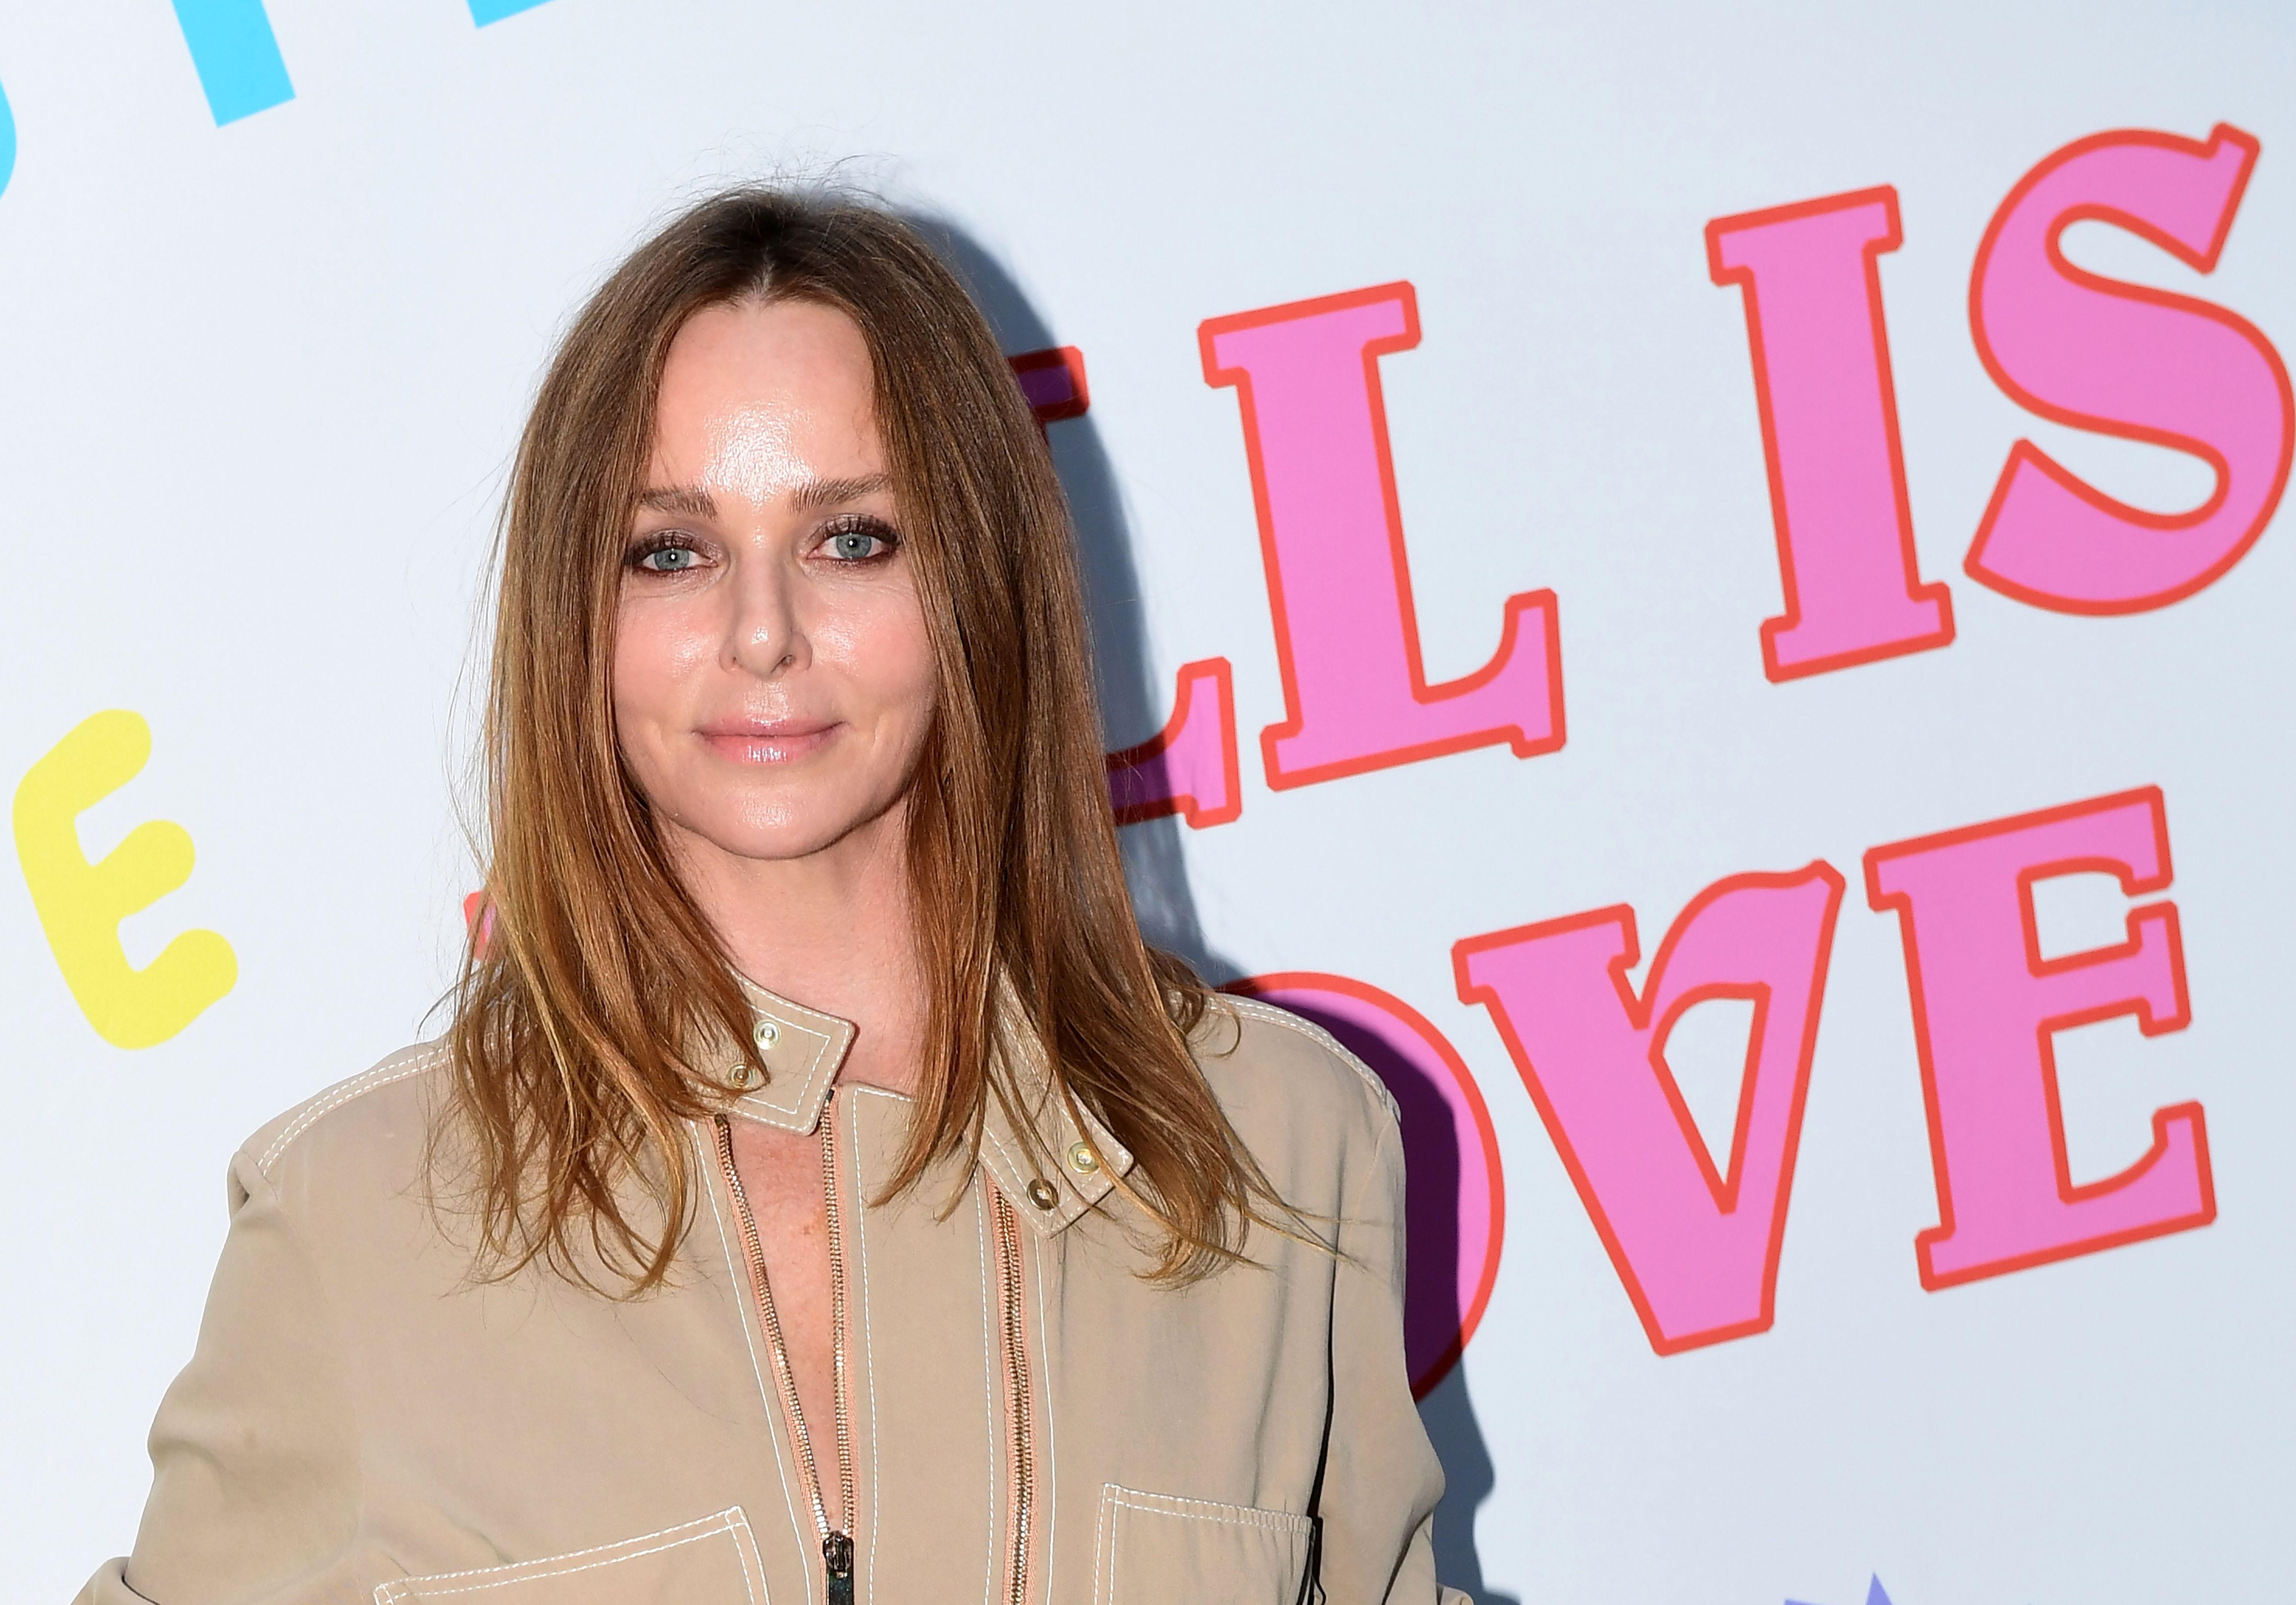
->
[446, 186, 1280, 1293]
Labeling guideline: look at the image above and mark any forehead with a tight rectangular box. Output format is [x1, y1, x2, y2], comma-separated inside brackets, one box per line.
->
[649, 299, 883, 492]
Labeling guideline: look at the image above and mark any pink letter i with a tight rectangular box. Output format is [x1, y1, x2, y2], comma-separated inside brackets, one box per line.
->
[1708, 188, 1955, 681]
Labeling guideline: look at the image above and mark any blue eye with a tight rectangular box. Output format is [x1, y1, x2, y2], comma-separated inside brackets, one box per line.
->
[822, 520, 899, 562]
[633, 540, 701, 573]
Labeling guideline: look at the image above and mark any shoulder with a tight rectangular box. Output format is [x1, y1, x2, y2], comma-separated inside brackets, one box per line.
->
[237, 1038, 454, 1197]
[1188, 993, 1400, 1167]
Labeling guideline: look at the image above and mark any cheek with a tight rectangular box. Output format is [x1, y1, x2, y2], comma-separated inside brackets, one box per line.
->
[611, 602, 718, 738]
[817, 588, 938, 731]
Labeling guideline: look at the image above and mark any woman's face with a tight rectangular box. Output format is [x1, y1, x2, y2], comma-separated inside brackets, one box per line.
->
[612, 298, 937, 867]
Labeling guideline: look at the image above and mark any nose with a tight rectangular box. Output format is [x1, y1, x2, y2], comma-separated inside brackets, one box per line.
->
[725, 553, 811, 679]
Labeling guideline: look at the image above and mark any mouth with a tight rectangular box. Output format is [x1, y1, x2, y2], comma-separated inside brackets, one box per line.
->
[696, 718, 840, 764]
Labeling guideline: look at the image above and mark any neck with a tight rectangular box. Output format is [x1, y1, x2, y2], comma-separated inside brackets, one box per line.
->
[665, 803, 926, 1097]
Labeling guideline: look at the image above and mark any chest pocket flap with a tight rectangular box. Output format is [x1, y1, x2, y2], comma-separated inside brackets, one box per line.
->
[374, 1508, 767, 1605]
[1094, 1484, 1314, 1605]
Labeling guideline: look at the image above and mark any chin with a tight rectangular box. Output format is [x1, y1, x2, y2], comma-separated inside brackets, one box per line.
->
[674, 788, 905, 864]
[715, 824, 864, 862]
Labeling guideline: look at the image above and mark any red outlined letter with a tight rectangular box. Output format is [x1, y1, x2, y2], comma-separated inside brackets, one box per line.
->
[1707, 187, 1954, 680]
[1967, 123, 2292, 612]
[1001, 346, 1243, 830]
[1200, 283, 1564, 789]
[1009, 345, 1089, 426]
[1864, 788, 2213, 1289]
[1107, 658, 1242, 829]
[1229, 973, 1504, 1397]
[1454, 864, 1844, 1355]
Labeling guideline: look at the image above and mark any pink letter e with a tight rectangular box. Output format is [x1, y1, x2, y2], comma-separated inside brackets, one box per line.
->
[1864, 787, 2214, 1290]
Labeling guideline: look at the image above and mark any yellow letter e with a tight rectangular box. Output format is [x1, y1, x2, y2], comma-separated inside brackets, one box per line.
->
[12, 710, 237, 1049]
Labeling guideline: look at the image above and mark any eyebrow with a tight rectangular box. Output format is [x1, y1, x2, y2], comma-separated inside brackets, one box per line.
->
[791, 472, 893, 513]
[634, 473, 893, 520]
[637, 485, 717, 518]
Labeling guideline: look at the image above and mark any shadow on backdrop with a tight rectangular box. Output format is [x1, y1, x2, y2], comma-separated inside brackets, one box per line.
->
[1272, 997, 1518, 1605]
[921, 216, 1513, 1603]
[920, 216, 1230, 982]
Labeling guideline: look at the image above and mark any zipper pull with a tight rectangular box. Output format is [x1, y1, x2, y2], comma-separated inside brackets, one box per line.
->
[824, 1529, 855, 1605]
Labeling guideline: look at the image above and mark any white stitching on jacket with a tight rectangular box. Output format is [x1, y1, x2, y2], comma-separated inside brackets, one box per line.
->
[740, 1014, 834, 1130]
[1106, 1487, 1313, 1531]
[372, 1508, 756, 1602]
[260, 1045, 448, 1179]
[694, 1120, 813, 1589]
[1091, 1483, 1313, 1605]
[975, 1122, 1042, 1218]
[1222, 996, 1402, 1124]
[848, 1088, 888, 1595]
[973, 1168, 1000, 1605]
[1092, 1478, 1113, 1605]
[1032, 1225, 1059, 1600]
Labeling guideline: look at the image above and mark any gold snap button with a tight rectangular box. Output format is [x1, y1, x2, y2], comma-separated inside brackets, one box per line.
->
[752, 1020, 779, 1050]
[1066, 1141, 1100, 1175]
[1025, 1178, 1059, 1210]
[728, 1063, 757, 1090]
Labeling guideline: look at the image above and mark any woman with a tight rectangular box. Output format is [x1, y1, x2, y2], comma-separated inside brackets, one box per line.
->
[81, 189, 1463, 1605]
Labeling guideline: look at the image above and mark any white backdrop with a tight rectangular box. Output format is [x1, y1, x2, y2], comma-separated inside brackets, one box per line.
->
[4, 4, 2291, 1601]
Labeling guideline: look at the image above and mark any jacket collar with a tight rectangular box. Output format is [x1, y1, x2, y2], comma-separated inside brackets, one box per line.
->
[706, 971, 1136, 1237]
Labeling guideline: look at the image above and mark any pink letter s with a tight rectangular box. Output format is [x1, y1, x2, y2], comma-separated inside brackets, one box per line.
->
[1968, 123, 2293, 612]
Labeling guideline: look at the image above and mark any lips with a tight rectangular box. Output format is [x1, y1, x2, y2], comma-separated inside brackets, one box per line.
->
[696, 718, 839, 764]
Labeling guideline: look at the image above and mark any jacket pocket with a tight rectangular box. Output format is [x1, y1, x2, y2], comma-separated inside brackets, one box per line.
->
[373, 1508, 768, 1605]
[1093, 1484, 1314, 1605]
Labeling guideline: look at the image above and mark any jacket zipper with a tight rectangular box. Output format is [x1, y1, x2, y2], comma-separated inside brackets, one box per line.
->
[713, 1103, 857, 1605]
[991, 1185, 1034, 1605]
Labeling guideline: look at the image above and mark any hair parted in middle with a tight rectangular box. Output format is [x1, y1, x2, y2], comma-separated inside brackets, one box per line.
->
[444, 185, 1290, 1294]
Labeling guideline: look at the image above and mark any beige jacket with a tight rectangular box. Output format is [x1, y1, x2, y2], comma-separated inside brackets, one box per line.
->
[78, 985, 1467, 1605]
